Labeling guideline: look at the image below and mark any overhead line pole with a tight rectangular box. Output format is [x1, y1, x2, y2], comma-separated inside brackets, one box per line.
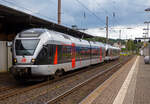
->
[58, 0, 61, 25]
[144, 21, 150, 42]
[148, 23, 149, 37]
[119, 30, 121, 39]
[106, 16, 108, 44]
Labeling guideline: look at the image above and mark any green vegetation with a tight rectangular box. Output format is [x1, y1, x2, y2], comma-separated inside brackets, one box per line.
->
[124, 39, 142, 54]
[84, 37, 125, 45]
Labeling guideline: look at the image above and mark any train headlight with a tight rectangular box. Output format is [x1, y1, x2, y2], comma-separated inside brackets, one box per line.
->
[31, 59, 35, 63]
[14, 58, 17, 63]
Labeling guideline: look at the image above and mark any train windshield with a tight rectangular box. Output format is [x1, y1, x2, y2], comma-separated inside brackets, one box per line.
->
[15, 39, 39, 55]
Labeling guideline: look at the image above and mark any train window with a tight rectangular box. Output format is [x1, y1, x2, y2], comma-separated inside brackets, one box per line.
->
[48, 44, 55, 64]
[75, 46, 80, 60]
[66, 46, 71, 62]
[36, 47, 49, 65]
[91, 47, 97, 59]
[80, 47, 85, 59]
[103, 48, 105, 57]
[57, 45, 62, 63]
[15, 39, 39, 56]
[60, 45, 72, 63]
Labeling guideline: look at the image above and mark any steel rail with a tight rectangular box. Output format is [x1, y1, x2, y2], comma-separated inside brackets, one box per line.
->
[0, 56, 131, 102]
[46, 57, 132, 104]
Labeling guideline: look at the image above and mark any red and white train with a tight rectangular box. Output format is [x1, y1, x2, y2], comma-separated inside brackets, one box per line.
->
[11, 28, 120, 81]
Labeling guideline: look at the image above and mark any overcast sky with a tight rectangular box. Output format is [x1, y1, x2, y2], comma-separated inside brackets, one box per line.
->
[0, 0, 150, 39]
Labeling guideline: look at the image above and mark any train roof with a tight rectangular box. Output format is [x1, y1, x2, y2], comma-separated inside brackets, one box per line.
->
[47, 29, 90, 46]
[16, 28, 108, 48]
[45, 28, 105, 48]
[105, 44, 120, 50]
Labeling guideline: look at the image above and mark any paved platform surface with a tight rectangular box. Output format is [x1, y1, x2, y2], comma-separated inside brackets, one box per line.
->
[80, 56, 150, 104]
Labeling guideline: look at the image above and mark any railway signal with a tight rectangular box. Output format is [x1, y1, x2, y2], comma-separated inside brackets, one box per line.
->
[134, 40, 137, 44]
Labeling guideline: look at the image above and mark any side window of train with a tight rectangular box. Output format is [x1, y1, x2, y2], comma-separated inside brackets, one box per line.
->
[57, 45, 63, 63]
[48, 44, 54, 64]
[43, 45, 48, 56]
[59, 45, 72, 63]
[39, 47, 47, 58]
[75, 46, 79, 60]
[102, 48, 104, 57]
[36, 45, 49, 65]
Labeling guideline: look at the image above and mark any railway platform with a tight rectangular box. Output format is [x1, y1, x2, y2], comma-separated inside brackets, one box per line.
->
[80, 56, 150, 104]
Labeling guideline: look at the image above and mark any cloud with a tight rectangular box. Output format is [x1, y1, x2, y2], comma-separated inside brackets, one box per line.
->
[0, 0, 149, 40]
[82, 0, 107, 11]
[62, 13, 76, 25]
[84, 24, 145, 39]
[1, 0, 147, 26]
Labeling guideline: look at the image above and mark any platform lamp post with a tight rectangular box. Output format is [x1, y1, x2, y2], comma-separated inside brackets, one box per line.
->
[144, 21, 150, 60]
[144, 21, 150, 38]
[144, 8, 150, 38]
[143, 28, 148, 43]
[106, 16, 109, 44]
[144, 8, 150, 62]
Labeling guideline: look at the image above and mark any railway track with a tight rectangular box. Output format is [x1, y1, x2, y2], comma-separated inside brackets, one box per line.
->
[46, 56, 132, 104]
[0, 56, 132, 104]
[0, 60, 113, 101]
[0, 81, 50, 101]
[23, 56, 132, 104]
[0, 86, 18, 93]
[0, 62, 107, 101]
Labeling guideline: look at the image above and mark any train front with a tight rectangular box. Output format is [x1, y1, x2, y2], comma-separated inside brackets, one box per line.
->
[10, 28, 49, 81]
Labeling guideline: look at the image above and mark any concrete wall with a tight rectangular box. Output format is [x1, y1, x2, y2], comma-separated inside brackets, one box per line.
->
[0, 41, 7, 72]
[0, 41, 12, 72]
[8, 46, 12, 69]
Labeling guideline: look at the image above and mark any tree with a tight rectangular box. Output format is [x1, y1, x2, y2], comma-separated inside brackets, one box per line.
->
[126, 39, 140, 54]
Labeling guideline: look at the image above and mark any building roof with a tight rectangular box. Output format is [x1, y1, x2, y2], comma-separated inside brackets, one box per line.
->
[0, 4, 94, 41]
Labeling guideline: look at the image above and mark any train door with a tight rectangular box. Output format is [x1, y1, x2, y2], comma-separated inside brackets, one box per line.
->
[110, 49, 112, 60]
[89, 42, 92, 65]
[100, 47, 102, 62]
[72, 43, 76, 68]
[47, 44, 55, 65]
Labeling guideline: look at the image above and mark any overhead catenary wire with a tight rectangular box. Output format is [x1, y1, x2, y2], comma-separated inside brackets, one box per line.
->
[111, 1, 120, 26]
[75, 0, 106, 25]
[1, 0, 72, 27]
[91, 0, 120, 27]
[1, 0, 121, 29]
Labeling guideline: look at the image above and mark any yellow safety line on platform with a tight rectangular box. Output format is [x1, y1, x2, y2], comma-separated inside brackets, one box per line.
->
[113, 56, 139, 104]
